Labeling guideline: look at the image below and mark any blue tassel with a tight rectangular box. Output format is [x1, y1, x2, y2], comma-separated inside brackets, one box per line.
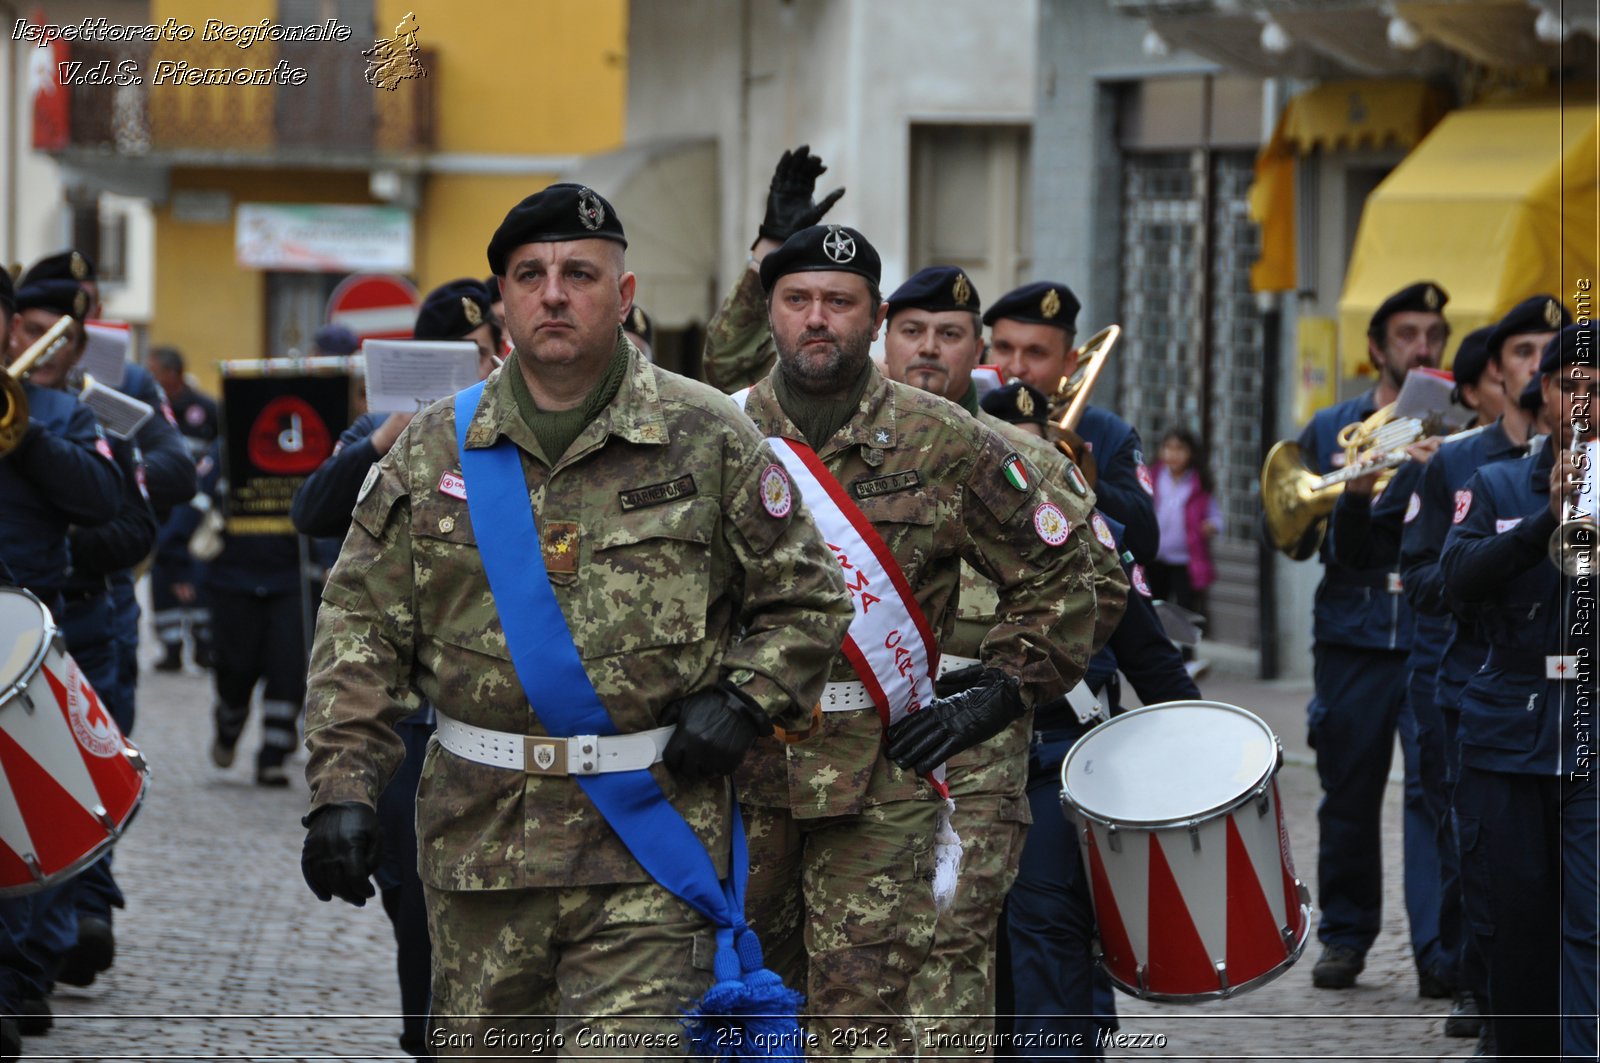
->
[682, 928, 808, 1061]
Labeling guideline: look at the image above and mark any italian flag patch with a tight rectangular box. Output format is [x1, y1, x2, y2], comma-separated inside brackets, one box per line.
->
[1002, 453, 1030, 491]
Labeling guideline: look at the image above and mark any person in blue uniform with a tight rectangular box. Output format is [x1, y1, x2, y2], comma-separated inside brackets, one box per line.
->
[980, 382, 1198, 1059]
[146, 345, 219, 671]
[1402, 298, 1567, 1044]
[985, 282, 1159, 565]
[1441, 322, 1599, 1061]
[289, 278, 495, 1061]
[1291, 281, 1449, 992]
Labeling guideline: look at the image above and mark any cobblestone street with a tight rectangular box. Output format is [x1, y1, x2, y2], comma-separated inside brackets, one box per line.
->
[28, 646, 1477, 1061]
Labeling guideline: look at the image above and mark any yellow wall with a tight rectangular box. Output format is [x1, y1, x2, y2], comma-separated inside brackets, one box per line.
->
[147, 0, 629, 385]
[154, 170, 375, 387]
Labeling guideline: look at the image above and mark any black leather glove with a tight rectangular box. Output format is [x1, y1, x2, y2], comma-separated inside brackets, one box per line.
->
[662, 682, 773, 780]
[885, 669, 1027, 776]
[757, 144, 846, 245]
[300, 802, 382, 907]
[934, 662, 988, 699]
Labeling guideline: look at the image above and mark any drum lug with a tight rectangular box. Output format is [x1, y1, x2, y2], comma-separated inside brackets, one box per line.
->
[1215, 960, 1230, 995]
[91, 805, 115, 832]
[1188, 823, 1202, 852]
[1107, 824, 1121, 853]
[123, 747, 147, 775]
[1135, 963, 1149, 995]
[23, 854, 43, 883]
[17, 691, 33, 715]
[1255, 788, 1271, 817]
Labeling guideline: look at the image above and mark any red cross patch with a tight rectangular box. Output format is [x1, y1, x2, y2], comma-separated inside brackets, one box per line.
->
[1452, 489, 1472, 524]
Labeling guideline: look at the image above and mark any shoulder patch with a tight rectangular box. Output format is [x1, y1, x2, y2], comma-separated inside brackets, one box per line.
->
[1033, 501, 1071, 547]
[1067, 463, 1089, 497]
[357, 465, 380, 504]
[619, 474, 698, 511]
[852, 470, 921, 500]
[1404, 491, 1421, 524]
[1452, 489, 1472, 525]
[759, 464, 793, 518]
[1136, 463, 1154, 496]
[1496, 517, 1524, 533]
[1131, 563, 1152, 598]
[1091, 512, 1117, 551]
[1001, 453, 1031, 492]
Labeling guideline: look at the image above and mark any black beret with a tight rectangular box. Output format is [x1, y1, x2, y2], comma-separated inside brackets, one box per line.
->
[1369, 281, 1447, 334]
[486, 184, 626, 276]
[759, 224, 881, 293]
[982, 281, 1081, 332]
[14, 279, 89, 320]
[1486, 294, 1571, 357]
[1539, 322, 1597, 374]
[980, 381, 1050, 429]
[623, 303, 654, 348]
[0, 267, 12, 315]
[414, 279, 492, 342]
[20, 249, 95, 286]
[1519, 375, 1543, 412]
[1450, 326, 1497, 389]
[886, 266, 981, 319]
[313, 323, 359, 355]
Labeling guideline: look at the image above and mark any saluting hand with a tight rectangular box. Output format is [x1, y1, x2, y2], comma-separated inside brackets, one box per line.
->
[758, 145, 847, 246]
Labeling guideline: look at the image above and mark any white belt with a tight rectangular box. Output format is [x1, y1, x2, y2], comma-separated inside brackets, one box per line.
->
[822, 655, 986, 714]
[434, 710, 674, 776]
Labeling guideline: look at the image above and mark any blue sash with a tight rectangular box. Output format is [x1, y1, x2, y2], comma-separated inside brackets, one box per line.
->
[452, 383, 802, 1059]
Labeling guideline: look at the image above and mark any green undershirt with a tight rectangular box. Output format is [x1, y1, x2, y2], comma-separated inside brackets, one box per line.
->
[509, 337, 630, 463]
[773, 358, 873, 450]
[957, 382, 980, 416]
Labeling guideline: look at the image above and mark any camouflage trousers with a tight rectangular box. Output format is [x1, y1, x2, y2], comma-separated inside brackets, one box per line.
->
[909, 795, 1030, 1053]
[424, 881, 713, 1058]
[742, 798, 939, 1059]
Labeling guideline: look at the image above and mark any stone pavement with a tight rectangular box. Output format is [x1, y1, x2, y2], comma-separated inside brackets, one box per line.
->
[26, 644, 1475, 1061]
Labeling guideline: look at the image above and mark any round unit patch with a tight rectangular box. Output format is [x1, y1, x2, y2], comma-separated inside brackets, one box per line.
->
[760, 464, 793, 518]
[1033, 502, 1071, 547]
[67, 667, 122, 759]
[1136, 463, 1154, 496]
[1131, 563, 1152, 598]
[358, 464, 380, 503]
[1452, 489, 1472, 525]
[1404, 491, 1421, 524]
[1091, 512, 1116, 551]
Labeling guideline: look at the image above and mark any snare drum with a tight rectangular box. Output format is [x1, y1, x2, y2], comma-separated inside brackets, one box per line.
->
[0, 587, 148, 895]
[1059, 701, 1310, 1001]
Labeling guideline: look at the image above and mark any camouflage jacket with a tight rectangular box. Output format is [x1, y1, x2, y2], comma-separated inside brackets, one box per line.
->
[304, 339, 853, 890]
[944, 411, 1128, 820]
[703, 267, 777, 394]
[733, 363, 1105, 817]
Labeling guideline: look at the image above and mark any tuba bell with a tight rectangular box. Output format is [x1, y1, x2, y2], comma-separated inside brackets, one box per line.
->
[1048, 324, 1120, 488]
[0, 316, 76, 457]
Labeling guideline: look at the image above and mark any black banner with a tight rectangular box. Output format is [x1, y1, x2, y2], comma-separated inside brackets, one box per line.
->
[220, 369, 352, 534]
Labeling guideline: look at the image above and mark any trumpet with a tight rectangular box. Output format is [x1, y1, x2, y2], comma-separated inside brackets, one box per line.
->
[1549, 433, 1597, 577]
[1262, 404, 1490, 560]
[0, 317, 76, 457]
[1049, 324, 1120, 488]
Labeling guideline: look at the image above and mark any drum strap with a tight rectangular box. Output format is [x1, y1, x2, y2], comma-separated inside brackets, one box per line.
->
[453, 382, 803, 1058]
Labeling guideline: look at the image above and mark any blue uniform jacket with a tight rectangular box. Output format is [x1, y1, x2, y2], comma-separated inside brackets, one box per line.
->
[290, 412, 383, 540]
[1328, 460, 1430, 666]
[0, 384, 122, 596]
[1402, 419, 1526, 710]
[1298, 392, 1416, 651]
[117, 363, 195, 522]
[1075, 405, 1158, 566]
[1441, 439, 1590, 776]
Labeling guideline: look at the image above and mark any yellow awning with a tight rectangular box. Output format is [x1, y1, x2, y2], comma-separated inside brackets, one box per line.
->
[1250, 81, 1449, 293]
[1337, 98, 1599, 377]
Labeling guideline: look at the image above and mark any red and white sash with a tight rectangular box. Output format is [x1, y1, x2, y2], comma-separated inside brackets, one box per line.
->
[735, 388, 947, 797]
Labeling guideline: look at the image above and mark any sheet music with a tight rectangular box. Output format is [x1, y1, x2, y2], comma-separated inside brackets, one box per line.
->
[80, 378, 153, 440]
[80, 323, 130, 388]
[362, 340, 480, 414]
[1392, 367, 1471, 431]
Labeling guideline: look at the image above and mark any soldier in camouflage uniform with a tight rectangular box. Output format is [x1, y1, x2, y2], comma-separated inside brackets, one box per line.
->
[299, 184, 853, 1057]
[733, 225, 1116, 1056]
[873, 268, 1127, 1049]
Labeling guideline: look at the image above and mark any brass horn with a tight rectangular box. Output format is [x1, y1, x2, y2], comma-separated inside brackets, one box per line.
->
[1049, 324, 1120, 487]
[1549, 433, 1597, 577]
[0, 316, 76, 456]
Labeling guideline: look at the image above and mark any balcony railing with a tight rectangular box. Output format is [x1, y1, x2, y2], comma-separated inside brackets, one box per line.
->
[54, 40, 433, 163]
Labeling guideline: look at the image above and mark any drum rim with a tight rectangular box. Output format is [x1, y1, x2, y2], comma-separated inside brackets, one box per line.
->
[0, 589, 56, 708]
[0, 770, 148, 898]
[1059, 700, 1283, 828]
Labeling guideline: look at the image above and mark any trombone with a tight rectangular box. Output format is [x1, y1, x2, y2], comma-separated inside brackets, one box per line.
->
[0, 316, 76, 456]
[1261, 405, 1490, 560]
[1048, 324, 1120, 487]
[1549, 433, 1596, 576]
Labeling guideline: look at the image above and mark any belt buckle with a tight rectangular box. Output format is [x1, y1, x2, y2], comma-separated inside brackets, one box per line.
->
[523, 736, 568, 776]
